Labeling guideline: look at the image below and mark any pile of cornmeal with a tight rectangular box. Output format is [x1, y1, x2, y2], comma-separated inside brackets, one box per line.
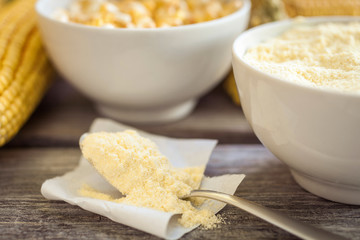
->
[80, 130, 221, 228]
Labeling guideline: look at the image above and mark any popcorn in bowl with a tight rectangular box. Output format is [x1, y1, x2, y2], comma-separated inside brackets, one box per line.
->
[53, 0, 243, 28]
[36, 0, 250, 124]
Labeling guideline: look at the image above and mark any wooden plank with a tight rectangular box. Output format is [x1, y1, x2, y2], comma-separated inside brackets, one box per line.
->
[7, 78, 258, 148]
[0, 146, 358, 239]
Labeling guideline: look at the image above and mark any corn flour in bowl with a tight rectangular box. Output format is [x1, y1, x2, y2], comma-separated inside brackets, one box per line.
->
[232, 17, 360, 205]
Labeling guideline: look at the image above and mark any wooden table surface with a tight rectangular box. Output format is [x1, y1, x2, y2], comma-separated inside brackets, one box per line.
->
[1, 79, 359, 240]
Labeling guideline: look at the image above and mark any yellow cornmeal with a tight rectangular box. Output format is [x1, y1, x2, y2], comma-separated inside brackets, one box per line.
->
[79, 130, 221, 229]
[244, 22, 360, 93]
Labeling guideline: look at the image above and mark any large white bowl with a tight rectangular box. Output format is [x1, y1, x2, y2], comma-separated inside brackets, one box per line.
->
[232, 17, 360, 205]
[36, 0, 250, 124]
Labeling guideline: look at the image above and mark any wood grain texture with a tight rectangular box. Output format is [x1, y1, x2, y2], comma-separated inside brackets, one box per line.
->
[6, 78, 258, 148]
[0, 146, 358, 240]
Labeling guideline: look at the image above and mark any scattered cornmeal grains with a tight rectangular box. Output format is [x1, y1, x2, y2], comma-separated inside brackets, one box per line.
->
[79, 130, 222, 229]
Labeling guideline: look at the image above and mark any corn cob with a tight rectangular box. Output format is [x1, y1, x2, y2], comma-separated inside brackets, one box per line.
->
[0, 0, 7, 7]
[0, 0, 53, 146]
[283, 0, 360, 17]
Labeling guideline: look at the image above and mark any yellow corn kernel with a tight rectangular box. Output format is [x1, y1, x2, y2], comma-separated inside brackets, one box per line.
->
[154, 1, 189, 27]
[116, 1, 151, 25]
[141, 0, 157, 13]
[0, 0, 53, 146]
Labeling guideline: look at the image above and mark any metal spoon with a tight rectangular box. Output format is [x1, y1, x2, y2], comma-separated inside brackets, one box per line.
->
[182, 190, 347, 240]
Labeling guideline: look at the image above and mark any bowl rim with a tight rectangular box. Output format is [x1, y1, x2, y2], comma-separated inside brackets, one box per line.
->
[232, 16, 360, 99]
[35, 0, 251, 32]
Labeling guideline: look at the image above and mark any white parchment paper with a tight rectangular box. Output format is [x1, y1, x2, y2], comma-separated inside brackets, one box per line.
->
[41, 118, 245, 239]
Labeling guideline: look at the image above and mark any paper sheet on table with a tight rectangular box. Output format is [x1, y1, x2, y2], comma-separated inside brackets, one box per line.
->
[41, 118, 245, 240]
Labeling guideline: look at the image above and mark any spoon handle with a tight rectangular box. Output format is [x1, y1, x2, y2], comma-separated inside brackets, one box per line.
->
[187, 190, 347, 240]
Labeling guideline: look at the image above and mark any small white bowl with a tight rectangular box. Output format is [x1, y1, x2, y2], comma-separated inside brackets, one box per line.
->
[36, 0, 251, 124]
[232, 17, 360, 205]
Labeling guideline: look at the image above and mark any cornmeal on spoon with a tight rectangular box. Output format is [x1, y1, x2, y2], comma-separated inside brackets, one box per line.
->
[79, 130, 222, 228]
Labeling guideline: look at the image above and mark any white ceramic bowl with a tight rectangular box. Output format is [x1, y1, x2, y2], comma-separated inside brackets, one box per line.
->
[36, 0, 250, 124]
[232, 17, 360, 205]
